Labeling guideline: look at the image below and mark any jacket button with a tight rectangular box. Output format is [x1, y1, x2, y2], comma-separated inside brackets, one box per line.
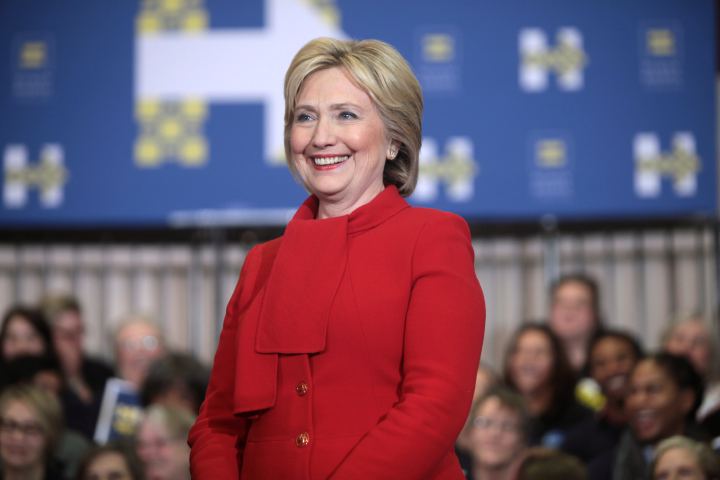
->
[296, 432, 310, 448]
[296, 381, 309, 396]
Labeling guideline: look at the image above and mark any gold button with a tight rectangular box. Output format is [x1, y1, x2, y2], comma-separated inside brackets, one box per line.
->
[295, 432, 310, 448]
[296, 381, 309, 396]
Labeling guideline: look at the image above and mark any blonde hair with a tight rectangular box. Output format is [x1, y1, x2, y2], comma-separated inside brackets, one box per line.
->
[652, 436, 720, 479]
[283, 37, 423, 197]
[0, 384, 63, 455]
[141, 404, 196, 441]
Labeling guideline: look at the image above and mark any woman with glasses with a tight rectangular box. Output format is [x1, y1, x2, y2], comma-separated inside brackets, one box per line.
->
[0, 384, 64, 480]
[466, 385, 530, 480]
[136, 405, 194, 480]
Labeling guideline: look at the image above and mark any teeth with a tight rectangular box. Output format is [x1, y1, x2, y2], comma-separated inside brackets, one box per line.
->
[313, 155, 349, 165]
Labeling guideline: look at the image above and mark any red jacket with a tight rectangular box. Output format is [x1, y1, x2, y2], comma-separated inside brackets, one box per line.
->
[188, 186, 485, 479]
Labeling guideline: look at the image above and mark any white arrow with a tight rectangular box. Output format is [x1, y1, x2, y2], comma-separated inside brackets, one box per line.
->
[135, 0, 349, 164]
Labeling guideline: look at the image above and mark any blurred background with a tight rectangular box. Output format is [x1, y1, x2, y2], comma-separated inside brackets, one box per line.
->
[0, 0, 716, 370]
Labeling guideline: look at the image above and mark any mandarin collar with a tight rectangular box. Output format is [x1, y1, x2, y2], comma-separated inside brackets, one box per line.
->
[292, 185, 409, 235]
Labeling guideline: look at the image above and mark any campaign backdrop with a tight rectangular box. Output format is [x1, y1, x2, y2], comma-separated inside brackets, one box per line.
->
[0, 0, 715, 226]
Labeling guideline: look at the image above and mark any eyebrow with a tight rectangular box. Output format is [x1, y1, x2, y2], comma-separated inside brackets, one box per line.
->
[295, 103, 364, 112]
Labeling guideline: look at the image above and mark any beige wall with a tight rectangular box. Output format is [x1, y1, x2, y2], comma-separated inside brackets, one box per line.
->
[0, 226, 715, 370]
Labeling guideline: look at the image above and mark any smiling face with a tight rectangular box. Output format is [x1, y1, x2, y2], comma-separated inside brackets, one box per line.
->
[549, 280, 596, 343]
[653, 446, 705, 480]
[2, 316, 46, 360]
[509, 330, 554, 396]
[626, 360, 693, 445]
[470, 397, 525, 471]
[290, 67, 395, 217]
[664, 320, 711, 378]
[590, 336, 638, 402]
[136, 418, 189, 480]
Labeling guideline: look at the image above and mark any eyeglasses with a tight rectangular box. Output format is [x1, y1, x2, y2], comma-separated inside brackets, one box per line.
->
[472, 416, 520, 433]
[0, 418, 44, 437]
[118, 335, 159, 352]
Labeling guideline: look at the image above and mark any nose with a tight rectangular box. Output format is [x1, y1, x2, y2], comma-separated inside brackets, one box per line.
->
[311, 116, 336, 148]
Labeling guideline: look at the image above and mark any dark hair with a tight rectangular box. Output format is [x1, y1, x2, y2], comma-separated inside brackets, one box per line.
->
[140, 352, 209, 414]
[0, 306, 58, 361]
[471, 384, 531, 442]
[589, 328, 644, 365]
[640, 352, 704, 420]
[3, 354, 64, 389]
[504, 323, 578, 416]
[550, 273, 602, 326]
[517, 447, 587, 480]
[75, 443, 145, 480]
[40, 294, 82, 324]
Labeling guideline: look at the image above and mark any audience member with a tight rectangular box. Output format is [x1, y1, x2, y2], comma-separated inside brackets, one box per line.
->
[135, 405, 194, 480]
[562, 329, 644, 480]
[0, 306, 58, 387]
[548, 273, 603, 374]
[614, 353, 707, 480]
[42, 295, 114, 439]
[0, 384, 64, 480]
[651, 435, 720, 480]
[516, 447, 588, 480]
[504, 323, 593, 448]
[466, 385, 529, 480]
[139, 352, 209, 415]
[456, 364, 498, 473]
[75, 444, 145, 480]
[113, 317, 166, 390]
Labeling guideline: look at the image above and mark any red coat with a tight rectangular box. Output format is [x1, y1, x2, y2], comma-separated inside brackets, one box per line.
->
[188, 186, 485, 479]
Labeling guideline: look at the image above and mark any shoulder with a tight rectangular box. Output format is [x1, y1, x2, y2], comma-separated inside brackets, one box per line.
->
[395, 206, 471, 238]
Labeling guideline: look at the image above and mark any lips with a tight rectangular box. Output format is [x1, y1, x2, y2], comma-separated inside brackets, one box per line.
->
[631, 408, 658, 438]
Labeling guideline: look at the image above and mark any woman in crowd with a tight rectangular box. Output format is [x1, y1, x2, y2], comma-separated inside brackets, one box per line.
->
[0, 306, 57, 371]
[188, 37, 485, 479]
[614, 353, 706, 480]
[139, 352, 209, 415]
[651, 435, 720, 480]
[136, 405, 194, 480]
[466, 385, 529, 480]
[75, 444, 145, 480]
[516, 447, 587, 480]
[504, 323, 592, 448]
[456, 364, 498, 474]
[562, 329, 644, 480]
[0, 384, 64, 480]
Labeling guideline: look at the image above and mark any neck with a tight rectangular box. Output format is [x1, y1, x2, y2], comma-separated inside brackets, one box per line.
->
[4, 464, 44, 480]
[603, 397, 627, 425]
[316, 184, 384, 219]
[525, 387, 553, 416]
[565, 338, 589, 371]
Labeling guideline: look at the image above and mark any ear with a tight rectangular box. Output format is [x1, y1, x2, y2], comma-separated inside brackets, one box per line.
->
[678, 389, 695, 416]
[386, 141, 400, 160]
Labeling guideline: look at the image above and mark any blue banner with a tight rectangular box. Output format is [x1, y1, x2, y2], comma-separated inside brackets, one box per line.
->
[0, 0, 715, 226]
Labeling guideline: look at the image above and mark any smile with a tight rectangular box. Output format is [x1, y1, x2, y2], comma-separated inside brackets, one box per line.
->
[312, 155, 349, 166]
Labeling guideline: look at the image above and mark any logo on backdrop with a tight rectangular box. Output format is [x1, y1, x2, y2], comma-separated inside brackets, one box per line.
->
[638, 22, 683, 89]
[134, 0, 348, 167]
[634, 132, 699, 198]
[518, 27, 587, 92]
[414, 137, 478, 202]
[414, 28, 462, 93]
[527, 132, 574, 200]
[11, 33, 55, 100]
[3, 144, 67, 208]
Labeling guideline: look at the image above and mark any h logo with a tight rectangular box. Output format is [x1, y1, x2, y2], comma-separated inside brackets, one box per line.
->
[634, 132, 700, 198]
[519, 27, 587, 92]
[3, 144, 67, 208]
[415, 137, 478, 202]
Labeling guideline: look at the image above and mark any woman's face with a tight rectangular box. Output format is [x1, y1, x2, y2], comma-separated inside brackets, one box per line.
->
[626, 360, 692, 445]
[653, 446, 705, 480]
[136, 419, 189, 480]
[0, 400, 47, 471]
[590, 337, 638, 401]
[549, 281, 596, 343]
[290, 67, 392, 213]
[84, 451, 133, 480]
[470, 397, 525, 470]
[509, 330, 554, 395]
[2, 316, 45, 360]
[664, 320, 711, 378]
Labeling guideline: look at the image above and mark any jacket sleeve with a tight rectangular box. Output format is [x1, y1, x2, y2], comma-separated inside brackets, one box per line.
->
[188, 247, 259, 478]
[330, 213, 486, 479]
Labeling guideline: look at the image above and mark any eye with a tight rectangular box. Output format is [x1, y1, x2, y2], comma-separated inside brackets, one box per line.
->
[295, 112, 314, 123]
[339, 111, 358, 120]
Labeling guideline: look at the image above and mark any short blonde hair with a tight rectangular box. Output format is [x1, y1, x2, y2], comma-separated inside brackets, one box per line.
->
[0, 384, 63, 456]
[652, 436, 720, 479]
[284, 37, 423, 197]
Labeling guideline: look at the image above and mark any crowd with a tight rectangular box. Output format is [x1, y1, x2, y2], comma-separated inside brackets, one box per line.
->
[456, 274, 720, 480]
[0, 273, 718, 479]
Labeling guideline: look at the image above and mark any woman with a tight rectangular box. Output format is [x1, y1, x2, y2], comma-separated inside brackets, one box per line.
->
[504, 323, 592, 448]
[188, 37, 486, 479]
[0, 306, 57, 363]
[136, 405, 193, 480]
[651, 435, 720, 480]
[614, 353, 706, 480]
[0, 384, 64, 480]
[75, 444, 145, 480]
[466, 386, 529, 480]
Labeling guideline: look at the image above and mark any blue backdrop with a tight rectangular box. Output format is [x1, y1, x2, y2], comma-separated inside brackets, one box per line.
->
[0, 0, 715, 226]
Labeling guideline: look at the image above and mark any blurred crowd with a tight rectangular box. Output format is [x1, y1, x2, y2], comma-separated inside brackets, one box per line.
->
[0, 273, 719, 479]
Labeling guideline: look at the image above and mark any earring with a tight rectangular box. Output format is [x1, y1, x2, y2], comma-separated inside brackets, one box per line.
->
[388, 146, 398, 160]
